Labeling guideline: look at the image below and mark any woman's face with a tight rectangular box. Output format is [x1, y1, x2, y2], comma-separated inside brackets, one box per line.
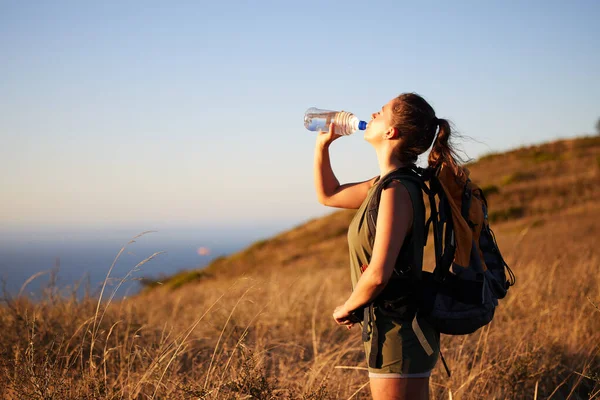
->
[364, 98, 397, 143]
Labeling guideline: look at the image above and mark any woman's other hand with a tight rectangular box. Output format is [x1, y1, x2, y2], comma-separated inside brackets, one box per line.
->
[316, 122, 343, 149]
[333, 305, 355, 330]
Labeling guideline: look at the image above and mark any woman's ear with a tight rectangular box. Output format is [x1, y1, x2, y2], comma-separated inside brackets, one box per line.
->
[384, 126, 399, 140]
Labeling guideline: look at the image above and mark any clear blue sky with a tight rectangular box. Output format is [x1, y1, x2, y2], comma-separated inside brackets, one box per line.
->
[1, 0, 599, 233]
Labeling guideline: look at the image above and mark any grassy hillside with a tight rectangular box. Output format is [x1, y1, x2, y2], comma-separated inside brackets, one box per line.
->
[1, 136, 599, 399]
[146, 135, 600, 290]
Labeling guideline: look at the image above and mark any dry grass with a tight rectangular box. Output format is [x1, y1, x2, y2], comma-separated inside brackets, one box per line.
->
[1, 136, 599, 399]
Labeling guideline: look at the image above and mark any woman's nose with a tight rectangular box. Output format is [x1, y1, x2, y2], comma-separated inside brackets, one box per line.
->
[371, 112, 376, 119]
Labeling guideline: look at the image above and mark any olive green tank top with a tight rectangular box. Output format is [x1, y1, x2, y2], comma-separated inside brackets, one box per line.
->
[347, 171, 425, 303]
[347, 180, 379, 289]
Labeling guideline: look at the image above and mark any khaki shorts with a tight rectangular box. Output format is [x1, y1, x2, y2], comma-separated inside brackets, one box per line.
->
[363, 310, 440, 376]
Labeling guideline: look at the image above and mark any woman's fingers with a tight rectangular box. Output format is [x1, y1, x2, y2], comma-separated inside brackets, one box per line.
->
[333, 315, 354, 326]
[316, 122, 343, 148]
[328, 121, 336, 136]
[333, 304, 356, 329]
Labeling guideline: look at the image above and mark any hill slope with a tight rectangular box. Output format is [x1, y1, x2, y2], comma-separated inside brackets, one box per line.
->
[146, 135, 600, 290]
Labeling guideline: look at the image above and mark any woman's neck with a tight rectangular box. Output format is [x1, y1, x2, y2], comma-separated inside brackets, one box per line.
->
[376, 147, 406, 178]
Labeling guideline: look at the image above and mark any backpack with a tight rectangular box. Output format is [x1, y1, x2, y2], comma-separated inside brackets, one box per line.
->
[360, 164, 516, 375]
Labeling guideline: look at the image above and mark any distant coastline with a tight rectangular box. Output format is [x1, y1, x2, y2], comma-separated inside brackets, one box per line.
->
[0, 228, 267, 300]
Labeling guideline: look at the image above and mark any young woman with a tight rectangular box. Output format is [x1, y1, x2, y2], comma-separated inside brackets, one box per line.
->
[314, 93, 460, 400]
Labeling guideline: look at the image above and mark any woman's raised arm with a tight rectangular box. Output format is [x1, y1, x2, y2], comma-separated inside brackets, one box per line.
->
[314, 123, 377, 209]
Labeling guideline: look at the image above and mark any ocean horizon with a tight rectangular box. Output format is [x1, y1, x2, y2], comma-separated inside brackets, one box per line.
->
[0, 223, 292, 300]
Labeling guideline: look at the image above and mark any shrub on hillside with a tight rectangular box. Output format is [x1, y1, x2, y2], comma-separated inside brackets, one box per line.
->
[480, 184, 500, 197]
[488, 206, 525, 222]
[501, 172, 536, 185]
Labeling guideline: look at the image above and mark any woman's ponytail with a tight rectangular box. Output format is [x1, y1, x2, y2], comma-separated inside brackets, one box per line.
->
[389, 93, 465, 172]
[427, 118, 459, 173]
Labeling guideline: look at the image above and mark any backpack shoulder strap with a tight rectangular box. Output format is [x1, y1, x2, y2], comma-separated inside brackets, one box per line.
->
[367, 167, 425, 213]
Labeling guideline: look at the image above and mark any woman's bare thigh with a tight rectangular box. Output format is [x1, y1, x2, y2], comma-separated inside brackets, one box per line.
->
[369, 377, 430, 400]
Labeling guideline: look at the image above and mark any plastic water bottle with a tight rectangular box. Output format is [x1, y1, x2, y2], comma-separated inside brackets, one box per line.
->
[304, 107, 367, 136]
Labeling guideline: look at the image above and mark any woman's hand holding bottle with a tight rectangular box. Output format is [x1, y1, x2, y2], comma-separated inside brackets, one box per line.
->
[316, 122, 343, 149]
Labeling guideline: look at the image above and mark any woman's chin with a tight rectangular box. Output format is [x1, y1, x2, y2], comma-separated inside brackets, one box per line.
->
[363, 132, 376, 144]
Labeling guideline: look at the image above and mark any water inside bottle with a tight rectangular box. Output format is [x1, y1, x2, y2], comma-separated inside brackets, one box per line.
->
[305, 116, 330, 132]
[304, 109, 337, 132]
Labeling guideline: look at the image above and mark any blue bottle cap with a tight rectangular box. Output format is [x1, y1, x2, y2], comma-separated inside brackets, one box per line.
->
[358, 121, 367, 130]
